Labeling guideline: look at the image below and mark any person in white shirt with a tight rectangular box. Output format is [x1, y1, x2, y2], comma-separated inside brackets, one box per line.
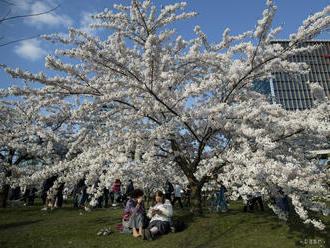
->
[143, 191, 173, 240]
[172, 182, 183, 209]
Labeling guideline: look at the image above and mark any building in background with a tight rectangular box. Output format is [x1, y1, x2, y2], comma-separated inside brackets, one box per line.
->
[254, 40, 329, 111]
[253, 41, 329, 163]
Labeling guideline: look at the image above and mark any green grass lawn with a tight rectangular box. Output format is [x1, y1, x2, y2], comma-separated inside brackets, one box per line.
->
[0, 200, 328, 248]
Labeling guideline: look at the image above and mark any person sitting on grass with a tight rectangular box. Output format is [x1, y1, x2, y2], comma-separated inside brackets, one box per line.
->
[143, 190, 173, 241]
[122, 189, 146, 237]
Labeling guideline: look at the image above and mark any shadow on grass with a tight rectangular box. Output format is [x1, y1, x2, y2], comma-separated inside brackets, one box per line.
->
[0, 219, 43, 230]
[193, 220, 247, 248]
[175, 211, 194, 223]
[286, 212, 329, 247]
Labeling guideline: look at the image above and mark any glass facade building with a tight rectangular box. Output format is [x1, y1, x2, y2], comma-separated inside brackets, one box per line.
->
[269, 40, 329, 111]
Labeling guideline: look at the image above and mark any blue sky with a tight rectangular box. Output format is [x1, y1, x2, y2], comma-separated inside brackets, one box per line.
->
[0, 0, 329, 89]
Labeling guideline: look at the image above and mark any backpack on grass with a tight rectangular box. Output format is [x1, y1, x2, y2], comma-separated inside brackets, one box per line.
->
[170, 219, 186, 233]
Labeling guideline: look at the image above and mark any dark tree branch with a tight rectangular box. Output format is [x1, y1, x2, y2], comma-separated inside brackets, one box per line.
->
[272, 129, 304, 142]
[222, 37, 304, 103]
[171, 139, 197, 183]
[0, 4, 60, 24]
[0, 0, 15, 6]
[200, 161, 227, 185]
[0, 34, 40, 47]
[192, 127, 214, 172]
[133, 1, 150, 36]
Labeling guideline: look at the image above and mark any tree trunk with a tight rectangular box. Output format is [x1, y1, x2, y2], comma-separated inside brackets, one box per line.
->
[1, 169, 12, 208]
[189, 182, 203, 215]
[0, 184, 9, 208]
[171, 144, 205, 215]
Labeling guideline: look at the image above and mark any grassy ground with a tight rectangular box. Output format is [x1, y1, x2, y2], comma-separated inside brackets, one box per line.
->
[0, 200, 328, 248]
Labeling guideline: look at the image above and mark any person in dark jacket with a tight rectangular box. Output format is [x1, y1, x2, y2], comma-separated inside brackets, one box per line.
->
[78, 179, 88, 208]
[164, 179, 174, 201]
[55, 182, 65, 208]
[125, 179, 134, 198]
[103, 187, 110, 208]
[185, 184, 191, 207]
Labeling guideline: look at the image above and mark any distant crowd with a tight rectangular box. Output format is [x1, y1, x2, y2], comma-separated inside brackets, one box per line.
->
[6, 177, 291, 240]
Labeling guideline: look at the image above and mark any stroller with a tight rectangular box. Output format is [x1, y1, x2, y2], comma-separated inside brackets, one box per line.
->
[111, 192, 128, 208]
[117, 193, 129, 208]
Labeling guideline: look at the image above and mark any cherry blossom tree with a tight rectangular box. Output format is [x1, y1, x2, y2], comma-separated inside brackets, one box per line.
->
[3, 1, 329, 228]
[0, 90, 79, 207]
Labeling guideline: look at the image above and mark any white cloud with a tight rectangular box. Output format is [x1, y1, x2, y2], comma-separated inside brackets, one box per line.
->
[78, 12, 99, 35]
[11, 0, 31, 11]
[14, 39, 47, 61]
[12, 0, 73, 28]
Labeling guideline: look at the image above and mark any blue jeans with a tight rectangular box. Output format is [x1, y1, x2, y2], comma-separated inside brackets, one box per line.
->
[210, 196, 228, 212]
[114, 192, 120, 203]
[79, 193, 88, 207]
[216, 199, 228, 212]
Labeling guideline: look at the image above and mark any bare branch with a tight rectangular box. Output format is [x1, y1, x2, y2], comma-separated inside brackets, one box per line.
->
[272, 129, 305, 142]
[0, 0, 15, 6]
[0, 34, 40, 47]
[0, 4, 60, 24]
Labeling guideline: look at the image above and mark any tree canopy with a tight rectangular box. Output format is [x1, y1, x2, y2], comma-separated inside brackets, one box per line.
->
[1, 0, 329, 229]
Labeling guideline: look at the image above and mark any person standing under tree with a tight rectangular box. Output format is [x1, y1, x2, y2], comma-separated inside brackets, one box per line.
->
[217, 181, 229, 212]
[103, 187, 110, 208]
[54, 182, 65, 208]
[172, 182, 183, 209]
[112, 179, 122, 207]
[164, 179, 174, 201]
[125, 179, 134, 199]
[210, 181, 229, 213]
[185, 184, 191, 207]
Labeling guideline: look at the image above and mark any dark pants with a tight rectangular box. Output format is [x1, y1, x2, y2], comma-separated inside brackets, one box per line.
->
[253, 196, 264, 211]
[27, 195, 35, 205]
[104, 195, 109, 208]
[148, 220, 171, 237]
[98, 196, 104, 208]
[56, 194, 63, 208]
[172, 196, 183, 209]
[79, 193, 88, 207]
[41, 192, 47, 205]
[165, 193, 172, 201]
[244, 196, 264, 212]
[244, 199, 253, 212]
[185, 195, 191, 207]
[73, 195, 79, 208]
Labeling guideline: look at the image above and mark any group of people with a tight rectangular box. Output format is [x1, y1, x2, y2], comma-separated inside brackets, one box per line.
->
[7, 185, 38, 207]
[41, 175, 65, 211]
[9, 176, 291, 228]
[39, 177, 134, 211]
[164, 179, 191, 209]
[72, 178, 135, 210]
[119, 189, 173, 241]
